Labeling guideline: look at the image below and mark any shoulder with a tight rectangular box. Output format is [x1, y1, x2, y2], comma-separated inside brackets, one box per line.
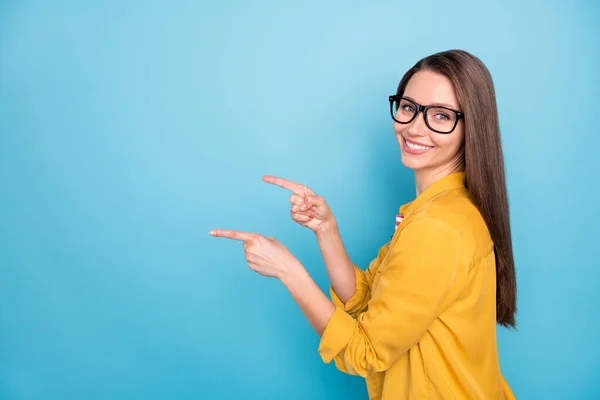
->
[401, 187, 493, 259]
[385, 214, 467, 286]
[395, 214, 462, 254]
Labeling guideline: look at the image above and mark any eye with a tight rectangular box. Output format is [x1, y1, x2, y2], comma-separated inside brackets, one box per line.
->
[399, 101, 415, 113]
[432, 112, 451, 121]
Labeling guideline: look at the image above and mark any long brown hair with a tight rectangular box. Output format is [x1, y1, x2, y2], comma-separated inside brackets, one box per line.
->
[395, 49, 517, 328]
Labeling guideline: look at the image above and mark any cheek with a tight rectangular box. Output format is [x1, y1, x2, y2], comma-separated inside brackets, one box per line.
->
[394, 127, 407, 143]
[453, 126, 466, 148]
[435, 125, 464, 148]
[392, 123, 405, 136]
[432, 133, 463, 153]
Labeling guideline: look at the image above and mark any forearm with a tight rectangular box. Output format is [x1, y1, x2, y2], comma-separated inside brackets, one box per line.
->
[315, 221, 357, 302]
[281, 265, 336, 337]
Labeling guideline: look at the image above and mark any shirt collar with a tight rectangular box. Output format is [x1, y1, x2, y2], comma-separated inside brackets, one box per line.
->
[399, 172, 466, 219]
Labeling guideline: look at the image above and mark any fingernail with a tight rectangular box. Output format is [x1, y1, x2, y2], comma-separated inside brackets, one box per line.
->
[209, 230, 216, 235]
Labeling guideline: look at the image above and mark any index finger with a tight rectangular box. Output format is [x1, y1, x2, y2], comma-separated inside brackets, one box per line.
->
[209, 229, 255, 241]
[262, 175, 305, 194]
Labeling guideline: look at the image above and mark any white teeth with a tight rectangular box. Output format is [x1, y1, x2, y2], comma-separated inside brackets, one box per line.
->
[406, 140, 431, 151]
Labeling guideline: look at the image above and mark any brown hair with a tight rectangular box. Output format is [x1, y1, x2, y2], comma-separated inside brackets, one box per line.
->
[395, 49, 517, 328]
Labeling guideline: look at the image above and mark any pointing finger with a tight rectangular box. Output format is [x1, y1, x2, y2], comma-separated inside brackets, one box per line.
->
[263, 175, 313, 195]
[209, 229, 256, 242]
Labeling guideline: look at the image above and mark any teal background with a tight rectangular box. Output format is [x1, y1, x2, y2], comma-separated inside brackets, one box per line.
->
[1, 1, 599, 399]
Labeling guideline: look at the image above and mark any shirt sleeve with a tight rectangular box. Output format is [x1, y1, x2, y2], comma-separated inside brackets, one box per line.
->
[318, 217, 466, 377]
[329, 242, 391, 317]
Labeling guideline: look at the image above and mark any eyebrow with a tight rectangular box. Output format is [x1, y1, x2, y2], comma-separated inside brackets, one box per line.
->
[403, 96, 459, 110]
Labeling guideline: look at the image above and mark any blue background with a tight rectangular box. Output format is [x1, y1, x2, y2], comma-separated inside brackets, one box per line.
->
[1, 1, 599, 399]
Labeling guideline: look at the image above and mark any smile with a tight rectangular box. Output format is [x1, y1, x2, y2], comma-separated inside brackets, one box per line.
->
[404, 138, 434, 154]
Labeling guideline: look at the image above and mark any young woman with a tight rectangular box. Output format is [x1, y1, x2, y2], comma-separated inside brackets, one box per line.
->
[210, 49, 517, 399]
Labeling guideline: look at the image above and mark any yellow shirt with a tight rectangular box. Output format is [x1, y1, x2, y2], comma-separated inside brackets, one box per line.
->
[318, 172, 516, 400]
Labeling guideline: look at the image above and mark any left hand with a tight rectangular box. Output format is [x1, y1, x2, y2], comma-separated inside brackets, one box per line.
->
[209, 229, 302, 280]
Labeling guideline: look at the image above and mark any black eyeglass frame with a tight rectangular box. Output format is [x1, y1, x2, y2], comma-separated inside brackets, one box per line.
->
[388, 94, 464, 134]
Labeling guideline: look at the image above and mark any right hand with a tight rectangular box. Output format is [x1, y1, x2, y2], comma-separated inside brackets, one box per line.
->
[262, 175, 335, 233]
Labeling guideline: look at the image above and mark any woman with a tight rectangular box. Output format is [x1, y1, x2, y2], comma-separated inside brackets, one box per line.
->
[210, 49, 517, 399]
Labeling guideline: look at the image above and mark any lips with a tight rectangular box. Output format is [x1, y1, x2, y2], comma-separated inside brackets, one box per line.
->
[403, 138, 434, 155]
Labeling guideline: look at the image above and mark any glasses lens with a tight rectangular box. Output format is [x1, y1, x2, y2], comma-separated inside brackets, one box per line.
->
[425, 107, 457, 133]
[392, 98, 416, 123]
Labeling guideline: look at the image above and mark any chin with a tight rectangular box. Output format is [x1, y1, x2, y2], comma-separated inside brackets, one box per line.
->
[400, 152, 430, 171]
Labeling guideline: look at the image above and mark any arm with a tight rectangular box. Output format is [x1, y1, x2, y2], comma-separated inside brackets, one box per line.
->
[261, 175, 379, 314]
[318, 218, 466, 376]
[315, 221, 361, 303]
[281, 266, 336, 336]
[261, 175, 384, 316]
[284, 218, 466, 377]
[317, 221, 389, 316]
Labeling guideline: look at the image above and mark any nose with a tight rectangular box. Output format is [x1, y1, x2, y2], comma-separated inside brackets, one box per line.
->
[406, 111, 428, 137]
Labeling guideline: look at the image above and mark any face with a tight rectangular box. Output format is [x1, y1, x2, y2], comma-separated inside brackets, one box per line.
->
[393, 70, 465, 174]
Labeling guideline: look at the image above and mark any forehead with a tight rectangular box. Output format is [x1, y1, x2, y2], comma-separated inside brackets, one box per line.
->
[404, 71, 459, 109]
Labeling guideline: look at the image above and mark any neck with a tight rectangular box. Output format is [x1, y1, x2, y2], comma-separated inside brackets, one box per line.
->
[414, 164, 464, 197]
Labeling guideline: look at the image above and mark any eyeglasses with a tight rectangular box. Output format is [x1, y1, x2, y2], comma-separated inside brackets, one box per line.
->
[389, 95, 464, 134]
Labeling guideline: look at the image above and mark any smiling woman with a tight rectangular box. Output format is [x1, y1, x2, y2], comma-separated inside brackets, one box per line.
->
[391, 70, 466, 192]
[211, 49, 517, 400]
